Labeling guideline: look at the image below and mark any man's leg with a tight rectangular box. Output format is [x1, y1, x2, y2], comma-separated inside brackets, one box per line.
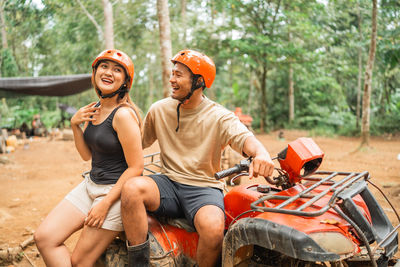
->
[121, 176, 160, 244]
[121, 176, 161, 266]
[194, 205, 225, 267]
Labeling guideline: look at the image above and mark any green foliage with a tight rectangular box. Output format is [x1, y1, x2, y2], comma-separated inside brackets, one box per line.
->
[0, 100, 38, 129]
[370, 88, 400, 134]
[0, 0, 399, 138]
[40, 109, 62, 129]
[1, 49, 19, 77]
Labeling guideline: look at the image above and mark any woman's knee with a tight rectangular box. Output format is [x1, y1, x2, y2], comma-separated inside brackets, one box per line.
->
[34, 225, 52, 249]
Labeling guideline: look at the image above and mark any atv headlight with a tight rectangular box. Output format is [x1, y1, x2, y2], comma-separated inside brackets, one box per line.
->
[309, 232, 356, 255]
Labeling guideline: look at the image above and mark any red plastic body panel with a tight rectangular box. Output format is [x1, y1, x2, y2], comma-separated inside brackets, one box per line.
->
[150, 179, 373, 261]
[278, 137, 324, 183]
[142, 138, 395, 264]
[224, 182, 373, 253]
[148, 216, 199, 261]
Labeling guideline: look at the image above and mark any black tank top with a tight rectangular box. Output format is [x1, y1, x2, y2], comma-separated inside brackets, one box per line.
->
[84, 107, 127, 184]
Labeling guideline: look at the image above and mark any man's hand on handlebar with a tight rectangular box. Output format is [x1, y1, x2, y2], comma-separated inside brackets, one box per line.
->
[248, 153, 274, 179]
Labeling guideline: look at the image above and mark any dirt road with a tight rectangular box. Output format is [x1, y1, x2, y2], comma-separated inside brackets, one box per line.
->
[1, 130, 399, 266]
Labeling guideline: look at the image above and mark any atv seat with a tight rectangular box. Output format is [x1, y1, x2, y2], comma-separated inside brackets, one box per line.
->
[167, 218, 196, 232]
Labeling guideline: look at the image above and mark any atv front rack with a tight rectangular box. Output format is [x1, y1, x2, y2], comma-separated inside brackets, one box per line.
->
[250, 170, 369, 217]
[250, 170, 399, 264]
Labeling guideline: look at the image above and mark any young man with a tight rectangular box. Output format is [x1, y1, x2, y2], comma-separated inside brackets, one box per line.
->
[121, 49, 274, 267]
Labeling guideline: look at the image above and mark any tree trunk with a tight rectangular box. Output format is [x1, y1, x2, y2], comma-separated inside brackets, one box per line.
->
[0, 0, 6, 77]
[356, 0, 363, 129]
[288, 63, 294, 123]
[76, 0, 104, 43]
[181, 0, 187, 44]
[148, 62, 154, 108]
[286, 4, 294, 124]
[181, 0, 186, 19]
[210, 0, 215, 25]
[102, 0, 114, 49]
[0, 0, 7, 50]
[247, 70, 254, 115]
[356, 47, 362, 128]
[259, 63, 268, 132]
[361, 0, 377, 146]
[379, 74, 389, 114]
[157, 0, 173, 98]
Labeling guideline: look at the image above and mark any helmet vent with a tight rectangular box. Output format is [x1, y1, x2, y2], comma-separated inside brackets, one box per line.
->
[117, 52, 122, 56]
[107, 50, 112, 53]
[181, 52, 185, 56]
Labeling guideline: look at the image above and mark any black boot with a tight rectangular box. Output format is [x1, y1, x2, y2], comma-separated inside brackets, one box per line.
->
[126, 236, 150, 267]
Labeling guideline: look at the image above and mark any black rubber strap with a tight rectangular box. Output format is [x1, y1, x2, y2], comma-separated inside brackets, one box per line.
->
[175, 75, 202, 132]
[97, 86, 127, 99]
[175, 102, 182, 132]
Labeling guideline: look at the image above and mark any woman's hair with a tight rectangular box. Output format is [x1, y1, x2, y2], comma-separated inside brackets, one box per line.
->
[119, 66, 143, 131]
[120, 94, 143, 132]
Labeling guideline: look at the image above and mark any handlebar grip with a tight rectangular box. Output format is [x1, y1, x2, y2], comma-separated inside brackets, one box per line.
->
[214, 165, 241, 180]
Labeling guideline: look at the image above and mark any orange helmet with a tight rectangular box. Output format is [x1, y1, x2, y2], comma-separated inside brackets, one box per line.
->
[92, 49, 134, 89]
[171, 49, 216, 88]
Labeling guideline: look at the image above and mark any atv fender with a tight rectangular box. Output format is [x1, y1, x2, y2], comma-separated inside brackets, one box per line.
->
[222, 217, 340, 266]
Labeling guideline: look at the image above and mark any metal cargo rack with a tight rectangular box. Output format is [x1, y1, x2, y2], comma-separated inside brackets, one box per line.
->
[250, 170, 369, 217]
[250, 170, 399, 266]
[143, 152, 161, 175]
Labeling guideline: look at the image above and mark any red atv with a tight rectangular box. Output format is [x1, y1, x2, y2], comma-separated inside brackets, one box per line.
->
[99, 137, 399, 267]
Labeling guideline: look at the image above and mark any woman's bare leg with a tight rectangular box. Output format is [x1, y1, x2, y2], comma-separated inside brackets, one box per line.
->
[34, 199, 85, 267]
[71, 226, 120, 266]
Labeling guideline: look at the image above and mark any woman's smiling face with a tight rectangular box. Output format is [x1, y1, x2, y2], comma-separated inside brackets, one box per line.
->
[95, 60, 126, 94]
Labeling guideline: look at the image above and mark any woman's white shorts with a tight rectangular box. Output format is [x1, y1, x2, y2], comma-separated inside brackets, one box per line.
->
[65, 175, 123, 231]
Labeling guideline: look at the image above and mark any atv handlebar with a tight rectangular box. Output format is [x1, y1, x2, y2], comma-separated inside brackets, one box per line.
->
[215, 157, 286, 186]
[214, 158, 251, 180]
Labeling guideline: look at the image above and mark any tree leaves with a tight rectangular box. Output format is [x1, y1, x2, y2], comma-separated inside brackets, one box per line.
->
[0, 0, 399, 135]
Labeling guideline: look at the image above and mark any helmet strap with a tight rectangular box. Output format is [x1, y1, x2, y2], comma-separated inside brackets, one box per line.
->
[175, 75, 203, 132]
[97, 84, 128, 99]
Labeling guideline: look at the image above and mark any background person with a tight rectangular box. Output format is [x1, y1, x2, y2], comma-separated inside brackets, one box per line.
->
[32, 114, 46, 136]
[121, 49, 274, 267]
[34, 49, 143, 267]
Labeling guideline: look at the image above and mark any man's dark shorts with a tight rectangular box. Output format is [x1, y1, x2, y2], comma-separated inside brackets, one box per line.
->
[148, 174, 225, 229]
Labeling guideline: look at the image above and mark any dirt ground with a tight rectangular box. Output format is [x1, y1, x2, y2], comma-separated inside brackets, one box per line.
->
[0, 130, 399, 266]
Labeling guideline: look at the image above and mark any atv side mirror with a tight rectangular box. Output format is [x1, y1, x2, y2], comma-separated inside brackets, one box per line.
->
[278, 137, 324, 184]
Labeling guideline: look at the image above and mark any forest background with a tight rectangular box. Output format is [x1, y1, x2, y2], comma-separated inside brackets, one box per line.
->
[0, 0, 399, 139]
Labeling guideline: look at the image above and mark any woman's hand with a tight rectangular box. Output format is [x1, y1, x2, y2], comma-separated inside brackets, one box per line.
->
[71, 102, 100, 127]
[84, 199, 111, 228]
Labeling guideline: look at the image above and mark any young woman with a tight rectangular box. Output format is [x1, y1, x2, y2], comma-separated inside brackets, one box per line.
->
[34, 49, 144, 266]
